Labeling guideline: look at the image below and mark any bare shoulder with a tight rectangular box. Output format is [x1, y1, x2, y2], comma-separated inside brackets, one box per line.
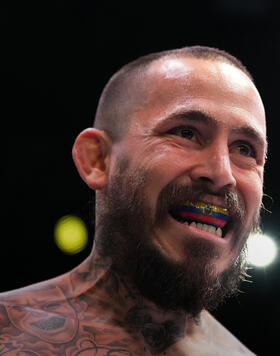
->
[169, 310, 257, 356]
[0, 272, 74, 315]
[0, 273, 79, 354]
[0, 256, 93, 307]
[0, 272, 137, 355]
[200, 310, 257, 355]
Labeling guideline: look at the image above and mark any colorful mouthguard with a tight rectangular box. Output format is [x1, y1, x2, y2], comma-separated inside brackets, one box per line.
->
[173, 201, 229, 228]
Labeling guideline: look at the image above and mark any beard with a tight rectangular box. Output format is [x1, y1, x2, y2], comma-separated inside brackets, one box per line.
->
[95, 157, 260, 318]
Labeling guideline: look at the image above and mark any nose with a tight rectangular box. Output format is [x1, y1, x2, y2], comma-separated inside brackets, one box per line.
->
[189, 142, 236, 191]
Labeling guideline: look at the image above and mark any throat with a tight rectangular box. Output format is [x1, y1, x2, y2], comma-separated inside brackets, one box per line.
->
[125, 304, 189, 354]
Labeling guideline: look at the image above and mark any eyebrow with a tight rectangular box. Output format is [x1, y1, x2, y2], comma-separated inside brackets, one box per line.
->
[163, 109, 267, 152]
[166, 109, 216, 126]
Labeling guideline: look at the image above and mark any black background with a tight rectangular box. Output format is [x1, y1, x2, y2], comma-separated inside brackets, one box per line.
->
[2, 1, 280, 355]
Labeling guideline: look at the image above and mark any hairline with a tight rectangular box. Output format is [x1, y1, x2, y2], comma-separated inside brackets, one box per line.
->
[93, 47, 255, 141]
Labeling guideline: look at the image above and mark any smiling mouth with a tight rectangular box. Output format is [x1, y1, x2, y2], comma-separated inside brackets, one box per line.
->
[169, 200, 230, 238]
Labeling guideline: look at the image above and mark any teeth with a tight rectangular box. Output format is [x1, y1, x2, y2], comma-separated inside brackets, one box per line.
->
[208, 226, 216, 234]
[216, 227, 222, 237]
[188, 221, 223, 238]
[197, 223, 203, 230]
[202, 224, 209, 232]
[183, 221, 189, 225]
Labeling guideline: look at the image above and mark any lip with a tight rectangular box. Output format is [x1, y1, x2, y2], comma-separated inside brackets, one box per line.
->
[194, 195, 228, 209]
[168, 214, 231, 245]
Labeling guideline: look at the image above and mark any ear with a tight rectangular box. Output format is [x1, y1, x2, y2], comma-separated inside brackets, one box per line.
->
[72, 128, 111, 190]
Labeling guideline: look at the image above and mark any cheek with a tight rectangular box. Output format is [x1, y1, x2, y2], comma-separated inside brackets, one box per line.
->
[141, 140, 194, 180]
[143, 153, 188, 195]
[239, 172, 263, 221]
[131, 143, 190, 209]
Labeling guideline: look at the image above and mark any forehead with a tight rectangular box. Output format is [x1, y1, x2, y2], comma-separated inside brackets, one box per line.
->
[133, 56, 266, 137]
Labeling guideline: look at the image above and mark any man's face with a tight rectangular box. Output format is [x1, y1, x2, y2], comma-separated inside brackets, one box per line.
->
[98, 57, 266, 314]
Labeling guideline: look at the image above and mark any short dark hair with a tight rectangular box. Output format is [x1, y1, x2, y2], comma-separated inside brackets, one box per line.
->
[94, 45, 253, 141]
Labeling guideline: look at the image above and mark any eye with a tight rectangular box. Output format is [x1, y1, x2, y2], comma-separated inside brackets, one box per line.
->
[168, 126, 196, 140]
[236, 143, 256, 158]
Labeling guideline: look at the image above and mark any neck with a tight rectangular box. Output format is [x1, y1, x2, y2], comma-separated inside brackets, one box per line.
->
[68, 247, 200, 354]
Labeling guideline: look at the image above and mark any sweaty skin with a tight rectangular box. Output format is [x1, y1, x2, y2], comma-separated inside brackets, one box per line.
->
[0, 57, 265, 355]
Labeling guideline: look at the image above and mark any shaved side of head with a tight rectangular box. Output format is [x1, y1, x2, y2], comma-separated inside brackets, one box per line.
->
[94, 46, 253, 142]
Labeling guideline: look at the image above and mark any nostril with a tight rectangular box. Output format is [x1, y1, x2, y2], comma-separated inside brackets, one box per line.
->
[199, 176, 213, 183]
[189, 154, 236, 190]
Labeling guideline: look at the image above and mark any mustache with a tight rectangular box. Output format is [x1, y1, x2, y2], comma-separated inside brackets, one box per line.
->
[155, 181, 246, 225]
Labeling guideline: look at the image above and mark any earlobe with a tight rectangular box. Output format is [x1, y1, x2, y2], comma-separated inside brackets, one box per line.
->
[72, 128, 111, 190]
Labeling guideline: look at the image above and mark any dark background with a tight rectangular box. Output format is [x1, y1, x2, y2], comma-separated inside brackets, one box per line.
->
[2, 1, 279, 355]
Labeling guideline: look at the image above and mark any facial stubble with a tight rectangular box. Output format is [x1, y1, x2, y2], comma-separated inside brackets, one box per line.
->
[95, 158, 260, 317]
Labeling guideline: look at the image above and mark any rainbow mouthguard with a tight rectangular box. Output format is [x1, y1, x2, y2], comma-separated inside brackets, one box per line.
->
[172, 200, 229, 228]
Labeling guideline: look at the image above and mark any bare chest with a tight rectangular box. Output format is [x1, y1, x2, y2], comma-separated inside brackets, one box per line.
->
[162, 336, 256, 356]
[1, 302, 255, 356]
[1, 319, 255, 356]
